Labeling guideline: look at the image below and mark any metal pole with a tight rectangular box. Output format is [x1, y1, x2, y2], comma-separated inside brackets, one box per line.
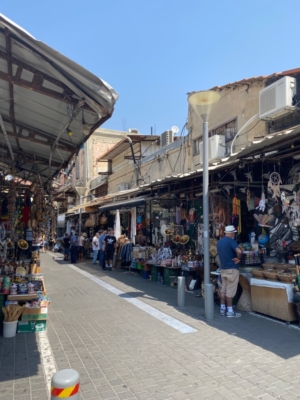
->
[177, 276, 185, 308]
[203, 121, 214, 321]
[78, 196, 83, 237]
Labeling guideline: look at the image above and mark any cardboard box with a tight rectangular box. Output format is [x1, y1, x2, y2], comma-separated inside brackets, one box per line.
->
[21, 307, 48, 321]
[17, 320, 47, 333]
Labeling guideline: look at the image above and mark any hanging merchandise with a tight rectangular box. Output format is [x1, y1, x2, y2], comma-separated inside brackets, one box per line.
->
[268, 172, 282, 199]
[253, 214, 273, 228]
[232, 195, 240, 232]
[256, 190, 266, 212]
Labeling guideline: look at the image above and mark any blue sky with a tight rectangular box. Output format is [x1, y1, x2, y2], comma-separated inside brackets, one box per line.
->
[2, 0, 299, 135]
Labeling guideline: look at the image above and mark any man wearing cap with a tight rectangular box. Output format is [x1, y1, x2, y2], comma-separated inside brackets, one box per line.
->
[217, 225, 242, 318]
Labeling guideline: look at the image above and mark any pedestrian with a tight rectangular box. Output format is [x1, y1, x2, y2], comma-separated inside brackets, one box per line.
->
[92, 232, 100, 264]
[98, 229, 107, 270]
[63, 233, 71, 261]
[70, 232, 79, 263]
[49, 235, 55, 252]
[217, 225, 242, 318]
[103, 228, 117, 271]
[78, 233, 85, 261]
[41, 235, 46, 253]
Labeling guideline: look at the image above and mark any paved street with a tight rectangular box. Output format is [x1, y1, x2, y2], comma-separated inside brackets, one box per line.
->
[1, 253, 300, 399]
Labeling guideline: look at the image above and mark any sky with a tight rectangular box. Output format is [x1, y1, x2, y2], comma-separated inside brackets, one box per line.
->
[2, 0, 300, 136]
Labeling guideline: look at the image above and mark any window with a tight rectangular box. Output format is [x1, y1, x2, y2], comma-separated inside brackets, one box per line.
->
[210, 119, 237, 143]
[193, 118, 237, 155]
[193, 138, 201, 155]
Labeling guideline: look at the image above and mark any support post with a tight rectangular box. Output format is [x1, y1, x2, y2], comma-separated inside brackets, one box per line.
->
[177, 276, 185, 308]
[203, 121, 214, 321]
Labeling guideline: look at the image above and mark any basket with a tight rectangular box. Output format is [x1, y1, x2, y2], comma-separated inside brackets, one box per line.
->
[251, 269, 265, 279]
[263, 269, 278, 281]
[277, 272, 297, 283]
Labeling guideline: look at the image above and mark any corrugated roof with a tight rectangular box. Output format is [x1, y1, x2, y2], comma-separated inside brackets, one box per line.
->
[0, 14, 118, 184]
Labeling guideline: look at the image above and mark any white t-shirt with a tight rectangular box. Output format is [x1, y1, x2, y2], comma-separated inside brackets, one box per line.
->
[92, 236, 99, 251]
[78, 236, 85, 246]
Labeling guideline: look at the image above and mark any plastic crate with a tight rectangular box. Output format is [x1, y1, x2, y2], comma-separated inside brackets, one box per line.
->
[240, 251, 264, 266]
[164, 268, 181, 286]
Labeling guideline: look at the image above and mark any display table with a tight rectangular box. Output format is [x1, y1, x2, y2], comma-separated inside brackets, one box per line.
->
[250, 278, 297, 322]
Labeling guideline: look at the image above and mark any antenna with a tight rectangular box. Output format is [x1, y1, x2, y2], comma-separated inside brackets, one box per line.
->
[171, 126, 179, 134]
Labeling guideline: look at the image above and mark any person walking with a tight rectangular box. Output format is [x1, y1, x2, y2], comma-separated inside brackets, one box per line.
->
[98, 229, 107, 270]
[217, 225, 242, 318]
[103, 228, 117, 271]
[63, 233, 71, 261]
[70, 232, 79, 263]
[92, 232, 100, 264]
[78, 233, 85, 261]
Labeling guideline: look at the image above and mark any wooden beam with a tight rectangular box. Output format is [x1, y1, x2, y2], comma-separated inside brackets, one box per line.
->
[1, 115, 77, 152]
[0, 129, 73, 152]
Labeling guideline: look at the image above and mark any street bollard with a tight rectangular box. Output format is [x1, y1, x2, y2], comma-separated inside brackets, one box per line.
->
[177, 276, 185, 308]
[51, 369, 80, 399]
[204, 283, 214, 321]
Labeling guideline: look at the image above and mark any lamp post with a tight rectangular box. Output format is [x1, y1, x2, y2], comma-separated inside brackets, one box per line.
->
[188, 90, 220, 321]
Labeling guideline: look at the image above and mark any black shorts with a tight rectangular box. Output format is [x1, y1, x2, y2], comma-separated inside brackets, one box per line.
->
[105, 249, 115, 261]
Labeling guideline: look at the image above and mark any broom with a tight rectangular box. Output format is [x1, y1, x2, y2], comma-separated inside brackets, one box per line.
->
[2, 304, 26, 322]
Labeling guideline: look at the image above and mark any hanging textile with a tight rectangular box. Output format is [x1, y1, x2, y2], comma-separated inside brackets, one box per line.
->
[131, 207, 136, 244]
[115, 210, 121, 239]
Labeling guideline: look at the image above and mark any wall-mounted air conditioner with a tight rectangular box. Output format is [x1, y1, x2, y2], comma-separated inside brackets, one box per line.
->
[259, 76, 297, 120]
[199, 135, 226, 164]
[160, 130, 174, 148]
[117, 182, 130, 191]
[128, 128, 139, 134]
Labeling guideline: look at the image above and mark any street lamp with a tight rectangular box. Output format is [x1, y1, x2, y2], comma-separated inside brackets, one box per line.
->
[188, 90, 220, 321]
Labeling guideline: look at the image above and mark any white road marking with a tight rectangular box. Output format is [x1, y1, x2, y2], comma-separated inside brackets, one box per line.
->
[38, 331, 57, 399]
[68, 264, 197, 334]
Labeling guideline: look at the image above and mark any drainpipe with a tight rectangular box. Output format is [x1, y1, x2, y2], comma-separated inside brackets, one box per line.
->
[126, 136, 139, 186]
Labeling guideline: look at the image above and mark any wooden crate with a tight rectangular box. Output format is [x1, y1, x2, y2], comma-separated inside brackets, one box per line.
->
[251, 285, 297, 322]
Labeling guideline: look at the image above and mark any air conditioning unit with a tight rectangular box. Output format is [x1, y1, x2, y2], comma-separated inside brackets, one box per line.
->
[199, 135, 226, 164]
[259, 76, 297, 120]
[160, 130, 174, 148]
[117, 182, 130, 191]
[128, 128, 139, 134]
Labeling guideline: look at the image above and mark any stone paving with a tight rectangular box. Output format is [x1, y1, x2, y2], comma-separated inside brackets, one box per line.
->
[1, 253, 300, 399]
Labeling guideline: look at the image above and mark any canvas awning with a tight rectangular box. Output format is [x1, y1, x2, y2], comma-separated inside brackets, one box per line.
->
[0, 14, 118, 184]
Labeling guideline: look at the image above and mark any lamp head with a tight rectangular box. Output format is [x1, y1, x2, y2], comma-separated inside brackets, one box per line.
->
[188, 90, 220, 122]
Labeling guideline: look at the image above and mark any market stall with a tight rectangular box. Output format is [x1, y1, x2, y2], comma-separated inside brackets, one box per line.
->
[1, 247, 50, 337]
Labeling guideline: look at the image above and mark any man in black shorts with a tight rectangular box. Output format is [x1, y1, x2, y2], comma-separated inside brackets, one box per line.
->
[103, 228, 117, 271]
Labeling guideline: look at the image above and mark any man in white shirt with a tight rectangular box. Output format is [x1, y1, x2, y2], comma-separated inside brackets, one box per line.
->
[92, 232, 99, 264]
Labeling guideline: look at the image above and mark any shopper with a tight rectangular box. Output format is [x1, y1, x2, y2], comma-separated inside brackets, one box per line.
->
[70, 232, 79, 263]
[217, 225, 242, 318]
[63, 233, 71, 261]
[78, 233, 85, 261]
[92, 232, 100, 264]
[98, 229, 107, 270]
[103, 228, 117, 271]
[41, 235, 46, 253]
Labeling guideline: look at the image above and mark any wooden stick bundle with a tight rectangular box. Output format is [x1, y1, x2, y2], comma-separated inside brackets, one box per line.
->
[2, 304, 26, 322]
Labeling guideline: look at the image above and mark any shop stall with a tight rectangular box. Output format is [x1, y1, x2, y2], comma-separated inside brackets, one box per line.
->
[1, 246, 50, 337]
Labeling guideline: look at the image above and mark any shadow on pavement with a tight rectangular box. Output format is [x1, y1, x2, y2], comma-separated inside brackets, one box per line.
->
[61, 260, 300, 360]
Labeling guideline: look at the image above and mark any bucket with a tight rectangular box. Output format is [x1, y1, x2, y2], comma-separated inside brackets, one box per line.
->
[3, 320, 18, 338]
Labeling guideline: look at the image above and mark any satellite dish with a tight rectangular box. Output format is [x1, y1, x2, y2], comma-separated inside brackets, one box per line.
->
[171, 126, 179, 134]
